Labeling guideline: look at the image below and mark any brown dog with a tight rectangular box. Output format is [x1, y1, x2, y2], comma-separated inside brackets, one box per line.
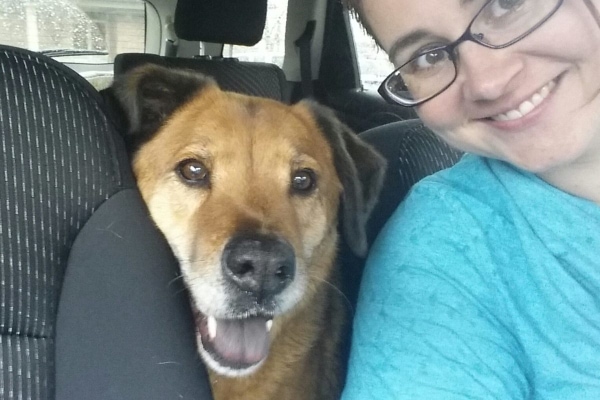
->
[109, 64, 385, 400]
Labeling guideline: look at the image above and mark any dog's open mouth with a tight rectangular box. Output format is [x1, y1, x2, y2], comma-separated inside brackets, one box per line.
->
[195, 310, 273, 370]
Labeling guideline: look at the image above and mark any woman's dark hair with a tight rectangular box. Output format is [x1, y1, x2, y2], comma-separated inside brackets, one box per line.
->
[342, 0, 382, 48]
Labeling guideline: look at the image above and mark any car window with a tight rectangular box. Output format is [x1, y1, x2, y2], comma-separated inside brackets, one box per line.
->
[0, 0, 145, 63]
[0, 0, 146, 89]
[348, 14, 394, 91]
[227, 0, 287, 67]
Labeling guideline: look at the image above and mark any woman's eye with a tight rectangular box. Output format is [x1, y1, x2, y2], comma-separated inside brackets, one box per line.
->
[417, 49, 448, 68]
[176, 159, 210, 186]
[291, 169, 316, 193]
[407, 48, 450, 73]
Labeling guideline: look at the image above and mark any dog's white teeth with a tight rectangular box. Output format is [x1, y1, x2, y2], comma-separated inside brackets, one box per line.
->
[266, 319, 273, 332]
[207, 316, 217, 340]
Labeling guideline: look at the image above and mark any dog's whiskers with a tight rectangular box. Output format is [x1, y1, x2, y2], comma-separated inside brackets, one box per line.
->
[309, 273, 355, 316]
[167, 273, 185, 287]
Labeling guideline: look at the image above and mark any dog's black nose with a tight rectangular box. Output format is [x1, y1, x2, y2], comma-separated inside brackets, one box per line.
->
[222, 233, 295, 299]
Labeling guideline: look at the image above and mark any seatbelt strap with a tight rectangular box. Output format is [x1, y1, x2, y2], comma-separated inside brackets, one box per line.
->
[294, 20, 316, 97]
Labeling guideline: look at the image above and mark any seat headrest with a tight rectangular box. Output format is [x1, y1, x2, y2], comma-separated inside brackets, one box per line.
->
[174, 0, 268, 46]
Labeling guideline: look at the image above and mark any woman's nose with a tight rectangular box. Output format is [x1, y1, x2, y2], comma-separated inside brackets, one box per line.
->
[457, 41, 524, 102]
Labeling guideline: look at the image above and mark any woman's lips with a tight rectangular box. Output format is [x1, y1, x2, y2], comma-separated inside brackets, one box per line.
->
[490, 78, 558, 122]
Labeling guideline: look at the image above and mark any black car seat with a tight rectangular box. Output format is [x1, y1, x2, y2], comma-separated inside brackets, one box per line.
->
[0, 44, 213, 400]
[114, 53, 287, 102]
[114, 0, 288, 103]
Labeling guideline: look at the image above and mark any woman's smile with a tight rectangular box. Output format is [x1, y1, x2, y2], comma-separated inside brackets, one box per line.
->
[489, 78, 558, 122]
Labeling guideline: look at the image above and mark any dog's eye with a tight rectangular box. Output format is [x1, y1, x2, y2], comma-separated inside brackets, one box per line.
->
[291, 169, 316, 193]
[177, 159, 210, 186]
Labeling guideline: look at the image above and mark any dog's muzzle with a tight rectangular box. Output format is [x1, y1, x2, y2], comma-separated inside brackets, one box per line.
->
[195, 233, 296, 372]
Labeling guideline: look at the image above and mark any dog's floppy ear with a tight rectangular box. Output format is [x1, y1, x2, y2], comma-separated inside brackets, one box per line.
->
[303, 100, 387, 257]
[104, 64, 216, 151]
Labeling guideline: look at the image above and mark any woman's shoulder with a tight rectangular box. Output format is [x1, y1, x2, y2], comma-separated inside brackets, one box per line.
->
[398, 154, 514, 224]
[419, 153, 511, 199]
[362, 154, 518, 317]
[408, 153, 598, 227]
[370, 154, 520, 265]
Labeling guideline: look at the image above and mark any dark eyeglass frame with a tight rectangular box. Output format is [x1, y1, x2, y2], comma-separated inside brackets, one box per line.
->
[378, 0, 565, 107]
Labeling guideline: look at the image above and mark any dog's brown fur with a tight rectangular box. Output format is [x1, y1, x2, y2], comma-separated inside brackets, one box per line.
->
[108, 65, 385, 400]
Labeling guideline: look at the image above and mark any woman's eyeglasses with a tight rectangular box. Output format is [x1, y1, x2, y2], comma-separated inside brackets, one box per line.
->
[379, 0, 564, 107]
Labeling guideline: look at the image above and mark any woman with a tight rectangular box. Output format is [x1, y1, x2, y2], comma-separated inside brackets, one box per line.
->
[342, 0, 600, 398]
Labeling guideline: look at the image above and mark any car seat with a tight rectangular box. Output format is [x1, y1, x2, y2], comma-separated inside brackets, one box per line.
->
[0, 44, 213, 400]
[113, 53, 288, 102]
[113, 0, 289, 103]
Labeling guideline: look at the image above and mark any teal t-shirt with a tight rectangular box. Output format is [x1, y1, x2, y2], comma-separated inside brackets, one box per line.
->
[343, 154, 600, 399]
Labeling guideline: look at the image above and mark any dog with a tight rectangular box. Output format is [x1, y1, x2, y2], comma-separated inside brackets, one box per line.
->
[108, 64, 386, 400]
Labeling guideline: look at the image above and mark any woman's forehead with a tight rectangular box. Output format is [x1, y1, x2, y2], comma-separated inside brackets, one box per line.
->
[362, 0, 480, 51]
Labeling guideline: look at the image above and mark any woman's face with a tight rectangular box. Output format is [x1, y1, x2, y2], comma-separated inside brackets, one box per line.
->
[363, 0, 600, 176]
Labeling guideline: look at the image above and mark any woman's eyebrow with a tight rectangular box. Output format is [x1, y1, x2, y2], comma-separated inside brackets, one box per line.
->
[388, 29, 431, 62]
[388, 0, 480, 62]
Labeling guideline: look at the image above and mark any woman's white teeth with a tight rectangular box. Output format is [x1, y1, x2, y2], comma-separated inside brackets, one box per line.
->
[492, 80, 556, 121]
[266, 320, 273, 332]
[207, 316, 217, 340]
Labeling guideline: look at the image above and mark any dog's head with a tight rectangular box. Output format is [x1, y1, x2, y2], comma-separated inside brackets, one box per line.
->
[109, 64, 385, 377]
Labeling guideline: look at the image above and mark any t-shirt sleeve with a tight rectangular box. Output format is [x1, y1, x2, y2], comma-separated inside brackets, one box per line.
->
[342, 181, 532, 400]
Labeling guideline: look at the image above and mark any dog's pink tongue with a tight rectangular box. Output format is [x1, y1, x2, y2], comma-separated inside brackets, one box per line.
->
[213, 317, 270, 365]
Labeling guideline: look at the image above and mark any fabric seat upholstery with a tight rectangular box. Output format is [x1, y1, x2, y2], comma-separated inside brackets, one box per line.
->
[114, 53, 288, 102]
[0, 45, 130, 398]
[0, 45, 212, 400]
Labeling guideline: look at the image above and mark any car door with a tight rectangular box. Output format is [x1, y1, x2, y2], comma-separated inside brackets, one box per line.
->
[315, 0, 418, 133]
